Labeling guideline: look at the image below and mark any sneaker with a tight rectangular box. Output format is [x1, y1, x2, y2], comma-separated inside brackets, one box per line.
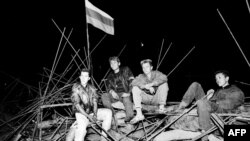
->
[130, 115, 145, 124]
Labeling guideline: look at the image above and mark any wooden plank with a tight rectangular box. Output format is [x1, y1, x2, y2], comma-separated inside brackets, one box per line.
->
[40, 103, 73, 109]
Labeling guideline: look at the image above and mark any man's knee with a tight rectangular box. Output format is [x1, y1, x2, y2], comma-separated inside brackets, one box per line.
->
[190, 82, 201, 89]
[77, 118, 89, 129]
[158, 82, 169, 91]
[103, 109, 112, 120]
[104, 108, 112, 116]
[101, 93, 112, 108]
[101, 93, 110, 100]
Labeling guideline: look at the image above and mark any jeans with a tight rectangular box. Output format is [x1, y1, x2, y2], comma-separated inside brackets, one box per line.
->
[101, 92, 134, 119]
[132, 82, 169, 109]
[73, 108, 112, 141]
[181, 82, 219, 131]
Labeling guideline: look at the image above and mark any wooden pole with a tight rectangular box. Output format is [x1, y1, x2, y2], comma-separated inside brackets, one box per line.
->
[217, 9, 250, 69]
[157, 42, 173, 70]
[246, 0, 250, 15]
[85, 0, 93, 82]
[167, 46, 195, 77]
[146, 94, 208, 141]
[191, 116, 234, 141]
[156, 38, 165, 70]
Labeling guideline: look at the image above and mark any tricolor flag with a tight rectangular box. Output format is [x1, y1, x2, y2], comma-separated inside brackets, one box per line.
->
[85, 0, 114, 35]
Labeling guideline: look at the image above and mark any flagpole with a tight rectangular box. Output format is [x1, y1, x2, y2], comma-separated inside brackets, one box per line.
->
[85, 0, 94, 86]
[85, 0, 93, 73]
[85, 0, 114, 84]
[85, 7, 90, 70]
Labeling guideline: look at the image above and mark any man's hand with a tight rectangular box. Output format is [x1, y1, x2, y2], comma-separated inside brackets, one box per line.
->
[144, 83, 155, 94]
[206, 89, 215, 100]
[144, 83, 154, 89]
[110, 90, 119, 99]
[148, 87, 155, 94]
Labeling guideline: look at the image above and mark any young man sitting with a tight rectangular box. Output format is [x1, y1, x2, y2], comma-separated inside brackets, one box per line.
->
[130, 59, 169, 124]
[68, 69, 112, 141]
[101, 56, 134, 122]
[177, 70, 245, 132]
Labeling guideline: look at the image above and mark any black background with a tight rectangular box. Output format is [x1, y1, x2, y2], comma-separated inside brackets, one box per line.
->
[0, 0, 250, 112]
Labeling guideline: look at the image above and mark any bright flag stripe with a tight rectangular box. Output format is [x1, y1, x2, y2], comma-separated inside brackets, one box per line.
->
[85, 0, 114, 35]
[86, 8, 113, 27]
[86, 16, 114, 35]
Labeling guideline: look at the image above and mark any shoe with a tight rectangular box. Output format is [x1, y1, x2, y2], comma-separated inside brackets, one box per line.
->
[130, 115, 145, 124]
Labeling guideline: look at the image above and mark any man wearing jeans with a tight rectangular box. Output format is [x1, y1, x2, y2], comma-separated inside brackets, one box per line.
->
[177, 70, 245, 132]
[101, 56, 134, 122]
[70, 69, 112, 141]
[130, 59, 169, 124]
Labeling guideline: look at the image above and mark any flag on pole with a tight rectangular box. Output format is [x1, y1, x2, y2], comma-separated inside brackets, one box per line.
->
[85, 0, 114, 35]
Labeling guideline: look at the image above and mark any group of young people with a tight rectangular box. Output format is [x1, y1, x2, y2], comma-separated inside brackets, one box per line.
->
[68, 56, 245, 141]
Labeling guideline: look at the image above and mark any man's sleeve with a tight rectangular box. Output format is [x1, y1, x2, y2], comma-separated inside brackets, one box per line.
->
[92, 86, 99, 100]
[71, 84, 81, 107]
[125, 67, 134, 78]
[230, 88, 245, 107]
[106, 74, 115, 92]
[152, 71, 168, 86]
[131, 74, 145, 88]
[215, 87, 245, 110]
[91, 86, 98, 115]
[125, 67, 134, 84]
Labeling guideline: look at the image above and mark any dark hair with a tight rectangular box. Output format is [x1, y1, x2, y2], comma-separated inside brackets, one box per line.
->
[214, 70, 230, 77]
[140, 59, 152, 66]
[109, 56, 120, 63]
[80, 68, 90, 75]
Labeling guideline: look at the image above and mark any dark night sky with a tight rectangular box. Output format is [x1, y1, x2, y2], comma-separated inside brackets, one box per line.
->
[1, 0, 250, 103]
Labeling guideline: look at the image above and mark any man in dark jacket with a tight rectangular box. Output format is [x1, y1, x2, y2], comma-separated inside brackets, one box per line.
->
[177, 70, 245, 132]
[69, 69, 112, 141]
[101, 56, 134, 122]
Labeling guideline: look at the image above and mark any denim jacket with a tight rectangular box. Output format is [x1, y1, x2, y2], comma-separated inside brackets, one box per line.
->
[131, 70, 168, 88]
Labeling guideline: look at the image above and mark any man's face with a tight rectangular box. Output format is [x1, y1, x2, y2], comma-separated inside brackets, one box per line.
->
[110, 60, 120, 71]
[79, 71, 90, 85]
[215, 73, 229, 87]
[142, 63, 152, 75]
